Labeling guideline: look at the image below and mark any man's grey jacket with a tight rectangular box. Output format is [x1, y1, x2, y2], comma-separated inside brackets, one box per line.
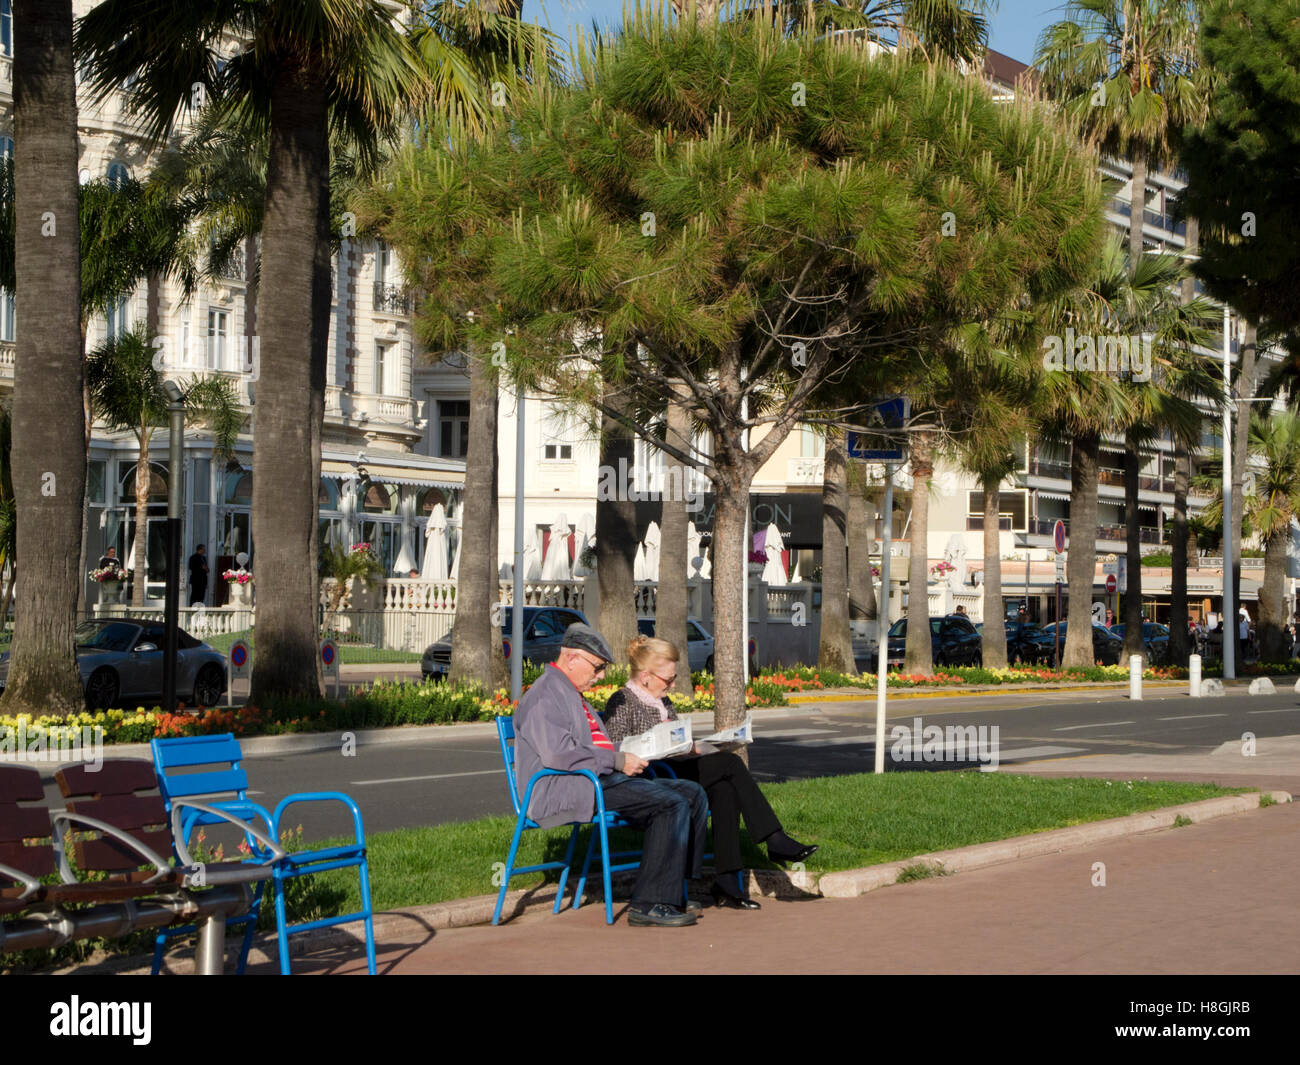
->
[514, 663, 625, 829]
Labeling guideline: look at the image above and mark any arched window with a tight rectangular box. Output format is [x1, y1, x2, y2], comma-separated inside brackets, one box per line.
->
[119, 462, 168, 502]
[107, 161, 130, 190]
[224, 469, 252, 506]
[362, 481, 393, 513]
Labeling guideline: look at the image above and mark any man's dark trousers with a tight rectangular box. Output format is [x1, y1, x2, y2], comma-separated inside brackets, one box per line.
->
[599, 773, 707, 908]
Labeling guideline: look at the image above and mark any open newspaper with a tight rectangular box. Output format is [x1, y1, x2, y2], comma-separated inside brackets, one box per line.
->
[618, 719, 694, 759]
[695, 711, 754, 750]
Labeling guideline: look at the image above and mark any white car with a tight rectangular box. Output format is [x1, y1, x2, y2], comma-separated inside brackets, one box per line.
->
[637, 617, 715, 674]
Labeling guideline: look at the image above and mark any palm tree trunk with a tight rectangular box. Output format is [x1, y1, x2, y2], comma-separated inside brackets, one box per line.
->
[1129, 154, 1147, 270]
[657, 381, 692, 694]
[596, 383, 638, 668]
[1168, 443, 1191, 663]
[449, 353, 498, 688]
[132, 430, 151, 607]
[307, 156, 331, 681]
[488, 403, 506, 691]
[1065, 432, 1100, 668]
[1121, 432, 1146, 666]
[249, 63, 330, 702]
[818, 428, 854, 672]
[847, 459, 876, 624]
[710, 460, 748, 732]
[1169, 216, 1199, 665]
[1, 0, 86, 716]
[981, 473, 1007, 667]
[1230, 320, 1259, 667]
[905, 429, 934, 674]
[1259, 529, 1288, 662]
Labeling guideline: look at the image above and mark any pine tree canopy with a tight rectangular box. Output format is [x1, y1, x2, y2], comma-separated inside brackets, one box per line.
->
[361, 11, 1107, 479]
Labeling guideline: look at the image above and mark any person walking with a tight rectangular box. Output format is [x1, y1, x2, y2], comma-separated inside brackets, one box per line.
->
[187, 544, 209, 606]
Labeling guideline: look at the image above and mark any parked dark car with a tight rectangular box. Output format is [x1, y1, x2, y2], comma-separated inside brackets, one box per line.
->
[978, 619, 1058, 665]
[1109, 622, 1171, 664]
[1040, 621, 1124, 666]
[886, 614, 982, 669]
[0, 619, 227, 709]
[421, 606, 588, 680]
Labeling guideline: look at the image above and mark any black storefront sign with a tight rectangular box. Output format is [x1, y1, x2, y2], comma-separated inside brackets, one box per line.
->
[633, 492, 823, 549]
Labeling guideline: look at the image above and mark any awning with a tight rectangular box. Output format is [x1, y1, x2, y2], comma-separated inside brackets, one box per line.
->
[1035, 489, 1071, 502]
[321, 459, 464, 489]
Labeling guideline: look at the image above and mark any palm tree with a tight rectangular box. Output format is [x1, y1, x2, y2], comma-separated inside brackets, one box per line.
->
[1245, 409, 1300, 661]
[0, 0, 86, 716]
[1035, 0, 1205, 273]
[818, 427, 855, 672]
[1112, 252, 1221, 665]
[76, 0, 515, 701]
[85, 327, 243, 608]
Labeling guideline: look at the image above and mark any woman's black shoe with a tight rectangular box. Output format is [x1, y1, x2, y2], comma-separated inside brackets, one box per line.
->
[765, 831, 819, 865]
[710, 880, 761, 910]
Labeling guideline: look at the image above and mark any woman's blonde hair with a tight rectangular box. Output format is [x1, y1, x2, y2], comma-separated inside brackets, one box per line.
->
[627, 633, 679, 675]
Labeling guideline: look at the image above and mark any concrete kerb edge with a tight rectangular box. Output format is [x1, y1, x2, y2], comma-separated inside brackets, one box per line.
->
[816, 790, 1293, 898]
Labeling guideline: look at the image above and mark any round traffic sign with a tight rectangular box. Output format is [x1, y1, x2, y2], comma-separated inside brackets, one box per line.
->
[747, 636, 757, 658]
[230, 642, 248, 668]
[320, 640, 337, 668]
[502, 637, 512, 660]
[1053, 520, 1067, 554]
[1105, 574, 1117, 593]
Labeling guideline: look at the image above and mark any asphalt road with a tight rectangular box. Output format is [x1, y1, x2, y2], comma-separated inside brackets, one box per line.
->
[152, 683, 1300, 843]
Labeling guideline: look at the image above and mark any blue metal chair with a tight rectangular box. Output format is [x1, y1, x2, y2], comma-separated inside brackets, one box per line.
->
[493, 716, 642, 926]
[151, 734, 377, 975]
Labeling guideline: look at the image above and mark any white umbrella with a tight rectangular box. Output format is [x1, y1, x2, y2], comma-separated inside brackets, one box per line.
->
[522, 541, 541, 581]
[392, 490, 418, 575]
[762, 521, 787, 585]
[572, 513, 596, 576]
[642, 521, 661, 582]
[790, 551, 802, 583]
[634, 542, 647, 581]
[338, 476, 360, 547]
[125, 528, 140, 572]
[540, 515, 572, 580]
[421, 504, 449, 581]
[686, 521, 702, 578]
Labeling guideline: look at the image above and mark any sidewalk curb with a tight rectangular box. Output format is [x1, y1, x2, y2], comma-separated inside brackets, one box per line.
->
[816, 790, 1293, 897]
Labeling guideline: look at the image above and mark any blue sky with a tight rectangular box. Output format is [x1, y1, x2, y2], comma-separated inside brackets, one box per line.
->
[529, 1, 1065, 66]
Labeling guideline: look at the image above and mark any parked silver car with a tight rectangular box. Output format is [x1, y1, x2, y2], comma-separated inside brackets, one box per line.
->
[636, 617, 715, 674]
[0, 619, 228, 709]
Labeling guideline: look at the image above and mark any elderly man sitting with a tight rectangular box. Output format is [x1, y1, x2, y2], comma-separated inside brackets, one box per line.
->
[513, 623, 708, 928]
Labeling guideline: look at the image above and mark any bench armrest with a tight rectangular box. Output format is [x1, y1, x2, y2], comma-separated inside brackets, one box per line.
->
[170, 799, 287, 868]
[50, 810, 174, 886]
[520, 767, 604, 819]
[0, 860, 43, 901]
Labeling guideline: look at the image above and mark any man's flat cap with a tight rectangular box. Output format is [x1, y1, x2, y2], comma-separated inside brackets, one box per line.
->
[561, 623, 615, 663]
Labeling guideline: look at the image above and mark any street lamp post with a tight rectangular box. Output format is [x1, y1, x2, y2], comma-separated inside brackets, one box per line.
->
[511, 388, 525, 704]
[162, 380, 185, 712]
[1222, 305, 1235, 680]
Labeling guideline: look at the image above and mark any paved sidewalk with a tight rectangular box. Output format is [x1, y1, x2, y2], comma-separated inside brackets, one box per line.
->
[254, 798, 1298, 976]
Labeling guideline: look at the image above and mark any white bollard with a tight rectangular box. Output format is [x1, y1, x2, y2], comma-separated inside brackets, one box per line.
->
[1129, 654, 1143, 700]
[1189, 654, 1202, 698]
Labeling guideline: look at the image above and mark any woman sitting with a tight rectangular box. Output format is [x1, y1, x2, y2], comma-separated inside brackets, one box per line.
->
[603, 634, 817, 910]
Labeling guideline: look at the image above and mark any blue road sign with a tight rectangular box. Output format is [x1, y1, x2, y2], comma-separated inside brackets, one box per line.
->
[1053, 519, 1066, 554]
[502, 637, 512, 660]
[847, 397, 910, 461]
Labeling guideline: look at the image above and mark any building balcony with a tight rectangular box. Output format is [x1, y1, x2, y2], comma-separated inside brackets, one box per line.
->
[786, 456, 824, 486]
[0, 339, 13, 383]
[1027, 458, 1070, 480]
[1026, 517, 1162, 545]
[373, 282, 412, 316]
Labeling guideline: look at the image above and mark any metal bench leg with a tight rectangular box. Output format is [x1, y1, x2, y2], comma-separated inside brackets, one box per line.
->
[572, 825, 600, 912]
[357, 861, 377, 975]
[195, 914, 226, 975]
[274, 873, 292, 976]
[598, 816, 615, 925]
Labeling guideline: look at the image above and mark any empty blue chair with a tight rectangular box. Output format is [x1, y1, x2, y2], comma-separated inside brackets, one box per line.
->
[493, 716, 642, 926]
[151, 734, 377, 975]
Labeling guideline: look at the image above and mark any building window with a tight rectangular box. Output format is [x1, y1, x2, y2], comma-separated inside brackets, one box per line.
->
[0, 136, 12, 161]
[1, 0, 11, 59]
[438, 400, 469, 458]
[542, 409, 574, 463]
[542, 441, 573, 462]
[375, 340, 399, 396]
[207, 309, 228, 370]
[0, 287, 14, 342]
[106, 161, 129, 189]
[966, 490, 1028, 532]
[106, 296, 129, 343]
[800, 426, 826, 458]
[376, 242, 390, 287]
